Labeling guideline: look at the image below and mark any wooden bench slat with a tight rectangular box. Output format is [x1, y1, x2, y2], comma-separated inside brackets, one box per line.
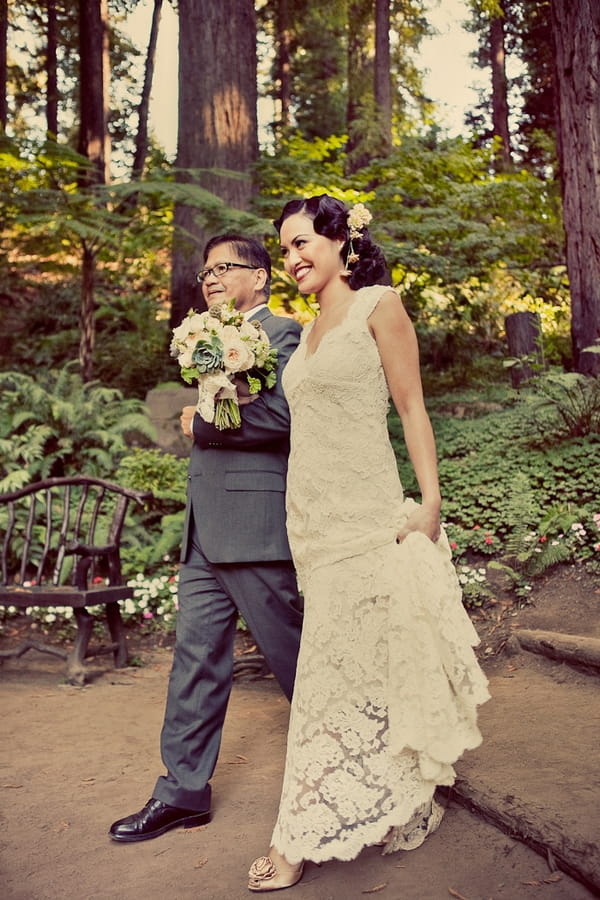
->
[0, 476, 151, 684]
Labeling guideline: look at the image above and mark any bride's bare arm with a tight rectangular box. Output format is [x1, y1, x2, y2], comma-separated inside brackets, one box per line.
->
[368, 290, 441, 543]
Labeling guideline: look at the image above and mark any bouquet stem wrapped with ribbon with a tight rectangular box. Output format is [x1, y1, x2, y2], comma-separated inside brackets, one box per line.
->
[170, 302, 278, 430]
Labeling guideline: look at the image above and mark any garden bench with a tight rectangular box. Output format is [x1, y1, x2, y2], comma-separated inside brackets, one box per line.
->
[0, 476, 150, 685]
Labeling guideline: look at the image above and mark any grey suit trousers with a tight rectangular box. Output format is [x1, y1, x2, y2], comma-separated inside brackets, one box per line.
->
[153, 522, 302, 811]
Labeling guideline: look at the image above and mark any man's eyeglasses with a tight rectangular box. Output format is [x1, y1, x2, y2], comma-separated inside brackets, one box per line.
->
[195, 262, 261, 284]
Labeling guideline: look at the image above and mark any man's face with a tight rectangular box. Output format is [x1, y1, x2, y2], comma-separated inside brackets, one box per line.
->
[200, 244, 266, 314]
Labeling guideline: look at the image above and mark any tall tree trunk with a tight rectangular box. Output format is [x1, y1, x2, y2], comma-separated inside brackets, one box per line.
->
[275, 0, 291, 136]
[78, 0, 109, 185]
[170, 0, 259, 328]
[0, 0, 7, 131]
[374, 0, 392, 155]
[46, 0, 58, 138]
[551, 0, 600, 374]
[131, 0, 162, 179]
[101, 0, 110, 178]
[80, 243, 96, 382]
[346, 0, 374, 173]
[77, 0, 110, 381]
[490, 4, 511, 172]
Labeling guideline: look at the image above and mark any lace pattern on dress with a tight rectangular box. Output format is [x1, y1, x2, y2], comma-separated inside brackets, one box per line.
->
[272, 286, 489, 864]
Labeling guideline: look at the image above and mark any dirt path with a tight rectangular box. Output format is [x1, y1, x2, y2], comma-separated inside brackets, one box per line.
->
[1, 563, 598, 900]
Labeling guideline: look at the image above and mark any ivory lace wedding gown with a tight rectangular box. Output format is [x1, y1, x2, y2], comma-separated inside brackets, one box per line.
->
[271, 285, 490, 865]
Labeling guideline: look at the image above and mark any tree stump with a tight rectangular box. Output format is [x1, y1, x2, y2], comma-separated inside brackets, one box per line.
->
[505, 311, 544, 387]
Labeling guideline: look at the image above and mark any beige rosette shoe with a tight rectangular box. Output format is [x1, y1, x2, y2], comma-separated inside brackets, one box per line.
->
[247, 854, 304, 892]
[381, 798, 445, 855]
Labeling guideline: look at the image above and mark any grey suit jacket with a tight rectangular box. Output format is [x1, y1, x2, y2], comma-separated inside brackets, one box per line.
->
[180, 307, 302, 565]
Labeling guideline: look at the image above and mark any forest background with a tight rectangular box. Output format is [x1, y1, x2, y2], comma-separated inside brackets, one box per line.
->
[0, 0, 599, 639]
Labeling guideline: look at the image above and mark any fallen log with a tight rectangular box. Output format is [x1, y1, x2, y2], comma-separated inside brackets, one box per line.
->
[515, 629, 600, 672]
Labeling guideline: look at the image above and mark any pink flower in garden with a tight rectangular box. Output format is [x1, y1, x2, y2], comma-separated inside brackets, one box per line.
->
[472, 525, 480, 530]
[539, 536, 547, 543]
[484, 533, 493, 545]
[450, 541, 458, 550]
[143, 611, 154, 619]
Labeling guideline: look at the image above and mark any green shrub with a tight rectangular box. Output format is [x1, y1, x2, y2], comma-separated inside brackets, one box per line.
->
[0, 363, 156, 491]
[116, 447, 189, 576]
[389, 393, 600, 598]
[517, 372, 600, 442]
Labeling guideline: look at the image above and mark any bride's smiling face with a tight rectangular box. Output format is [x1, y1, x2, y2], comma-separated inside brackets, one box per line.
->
[279, 213, 345, 295]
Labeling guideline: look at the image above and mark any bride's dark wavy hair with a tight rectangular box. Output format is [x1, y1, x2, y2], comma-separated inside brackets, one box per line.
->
[273, 194, 391, 291]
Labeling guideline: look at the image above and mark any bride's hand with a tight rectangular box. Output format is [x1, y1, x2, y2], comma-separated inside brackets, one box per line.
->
[233, 377, 259, 406]
[396, 505, 441, 544]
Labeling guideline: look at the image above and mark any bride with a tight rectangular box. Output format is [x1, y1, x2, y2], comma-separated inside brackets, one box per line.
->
[247, 194, 490, 892]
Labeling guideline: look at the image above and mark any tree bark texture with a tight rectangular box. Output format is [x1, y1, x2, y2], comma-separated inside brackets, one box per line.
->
[170, 0, 259, 327]
[374, 0, 392, 155]
[131, 0, 162, 179]
[78, 0, 109, 185]
[490, 6, 511, 172]
[0, 0, 7, 131]
[46, 0, 58, 138]
[346, 0, 374, 172]
[79, 242, 96, 383]
[275, 0, 291, 134]
[505, 311, 544, 386]
[551, 0, 600, 375]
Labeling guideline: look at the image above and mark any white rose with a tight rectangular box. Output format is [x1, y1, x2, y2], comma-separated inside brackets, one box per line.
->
[172, 320, 191, 342]
[188, 312, 209, 333]
[222, 335, 256, 372]
[239, 319, 261, 339]
[179, 348, 194, 368]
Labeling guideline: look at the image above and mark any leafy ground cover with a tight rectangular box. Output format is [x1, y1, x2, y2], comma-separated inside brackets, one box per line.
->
[1, 376, 599, 641]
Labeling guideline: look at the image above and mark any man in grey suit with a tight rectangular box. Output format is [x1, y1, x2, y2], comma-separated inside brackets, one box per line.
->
[109, 234, 303, 842]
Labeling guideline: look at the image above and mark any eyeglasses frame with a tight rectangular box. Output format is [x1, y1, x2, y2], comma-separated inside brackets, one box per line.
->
[195, 262, 262, 284]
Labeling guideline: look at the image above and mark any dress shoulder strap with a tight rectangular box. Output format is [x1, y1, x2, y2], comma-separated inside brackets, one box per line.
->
[354, 284, 399, 321]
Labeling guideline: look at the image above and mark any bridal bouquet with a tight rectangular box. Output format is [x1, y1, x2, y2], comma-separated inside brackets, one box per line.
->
[170, 302, 278, 430]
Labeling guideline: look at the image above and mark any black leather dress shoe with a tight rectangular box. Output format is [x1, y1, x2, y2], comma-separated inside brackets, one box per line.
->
[109, 797, 211, 842]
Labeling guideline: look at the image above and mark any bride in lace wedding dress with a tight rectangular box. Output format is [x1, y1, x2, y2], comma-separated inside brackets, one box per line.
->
[248, 195, 490, 893]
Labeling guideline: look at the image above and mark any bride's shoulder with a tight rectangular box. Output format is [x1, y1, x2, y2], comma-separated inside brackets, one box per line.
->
[356, 283, 400, 316]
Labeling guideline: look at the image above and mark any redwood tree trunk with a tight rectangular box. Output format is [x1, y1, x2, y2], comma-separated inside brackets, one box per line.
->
[170, 0, 259, 327]
[374, 0, 392, 155]
[46, 0, 58, 138]
[0, 0, 7, 131]
[490, 5, 511, 172]
[275, 0, 291, 135]
[346, 0, 373, 173]
[551, 0, 600, 374]
[77, 0, 109, 381]
[78, 0, 109, 185]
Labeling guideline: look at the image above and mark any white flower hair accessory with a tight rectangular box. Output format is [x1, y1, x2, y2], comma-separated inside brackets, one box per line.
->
[347, 202, 373, 239]
[342, 202, 373, 275]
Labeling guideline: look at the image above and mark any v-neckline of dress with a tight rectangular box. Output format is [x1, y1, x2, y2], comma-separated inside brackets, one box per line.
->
[303, 294, 359, 360]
